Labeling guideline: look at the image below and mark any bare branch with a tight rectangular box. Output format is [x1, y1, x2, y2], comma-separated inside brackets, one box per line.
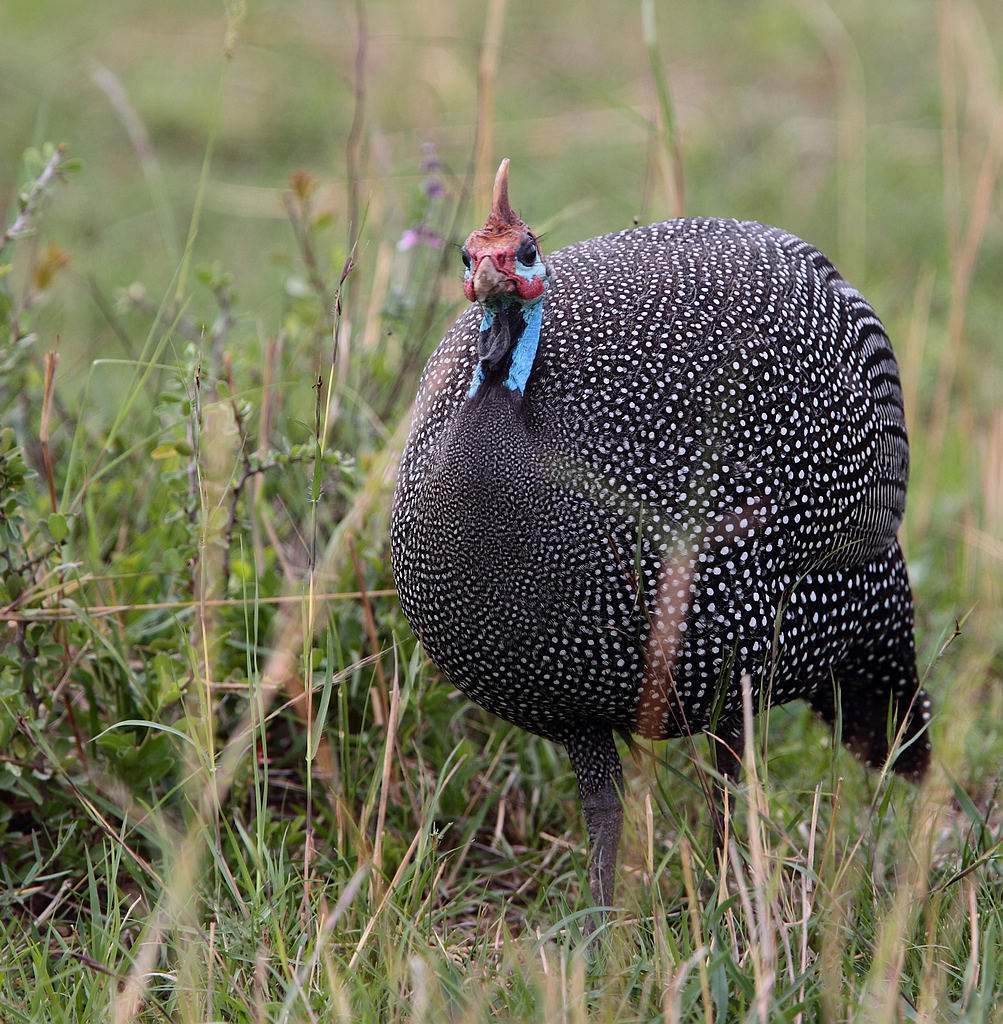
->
[2, 145, 67, 251]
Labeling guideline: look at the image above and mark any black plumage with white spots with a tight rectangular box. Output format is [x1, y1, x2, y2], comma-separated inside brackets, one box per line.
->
[391, 196, 931, 920]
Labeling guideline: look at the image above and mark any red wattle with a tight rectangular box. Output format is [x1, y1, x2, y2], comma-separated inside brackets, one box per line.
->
[515, 277, 545, 300]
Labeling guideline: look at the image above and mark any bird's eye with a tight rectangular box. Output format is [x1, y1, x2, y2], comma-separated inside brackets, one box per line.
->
[461, 248, 472, 270]
[516, 238, 537, 267]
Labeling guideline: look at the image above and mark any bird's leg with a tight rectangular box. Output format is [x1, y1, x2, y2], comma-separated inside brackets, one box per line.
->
[709, 717, 744, 857]
[564, 724, 623, 934]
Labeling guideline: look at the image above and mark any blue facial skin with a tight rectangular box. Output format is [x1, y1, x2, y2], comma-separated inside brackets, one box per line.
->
[466, 253, 549, 399]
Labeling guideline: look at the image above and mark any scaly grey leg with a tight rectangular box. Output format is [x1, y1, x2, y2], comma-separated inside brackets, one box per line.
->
[564, 723, 623, 933]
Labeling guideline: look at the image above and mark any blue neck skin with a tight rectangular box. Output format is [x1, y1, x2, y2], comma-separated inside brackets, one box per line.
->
[466, 253, 549, 399]
[466, 296, 545, 399]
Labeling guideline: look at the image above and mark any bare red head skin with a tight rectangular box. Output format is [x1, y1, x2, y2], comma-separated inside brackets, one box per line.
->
[462, 159, 546, 304]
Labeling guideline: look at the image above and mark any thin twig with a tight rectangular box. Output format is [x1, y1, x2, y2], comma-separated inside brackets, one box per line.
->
[320, 252, 357, 447]
[1, 145, 66, 251]
[282, 188, 334, 332]
[39, 351, 60, 513]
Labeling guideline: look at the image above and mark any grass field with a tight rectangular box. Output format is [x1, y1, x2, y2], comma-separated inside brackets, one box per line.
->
[1, 0, 1002, 1020]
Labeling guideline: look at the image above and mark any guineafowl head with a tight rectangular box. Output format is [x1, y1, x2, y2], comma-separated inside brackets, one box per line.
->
[461, 159, 550, 397]
[461, 158, 548, 306]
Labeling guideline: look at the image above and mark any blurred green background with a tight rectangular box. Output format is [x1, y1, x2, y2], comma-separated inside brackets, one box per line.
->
[4, 0, 1000, 398]
[2, 1, 1002, 1018]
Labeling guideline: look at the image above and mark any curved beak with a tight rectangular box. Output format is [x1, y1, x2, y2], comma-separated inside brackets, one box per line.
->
[472, 255, 516, 302]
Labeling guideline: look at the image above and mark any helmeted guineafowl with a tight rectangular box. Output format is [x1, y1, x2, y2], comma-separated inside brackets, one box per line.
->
[390, 159, 932, 924]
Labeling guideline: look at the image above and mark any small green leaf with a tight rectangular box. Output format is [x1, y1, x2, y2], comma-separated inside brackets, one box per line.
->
[47, 513, 68, 542]
[151, 444, 178, 460]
